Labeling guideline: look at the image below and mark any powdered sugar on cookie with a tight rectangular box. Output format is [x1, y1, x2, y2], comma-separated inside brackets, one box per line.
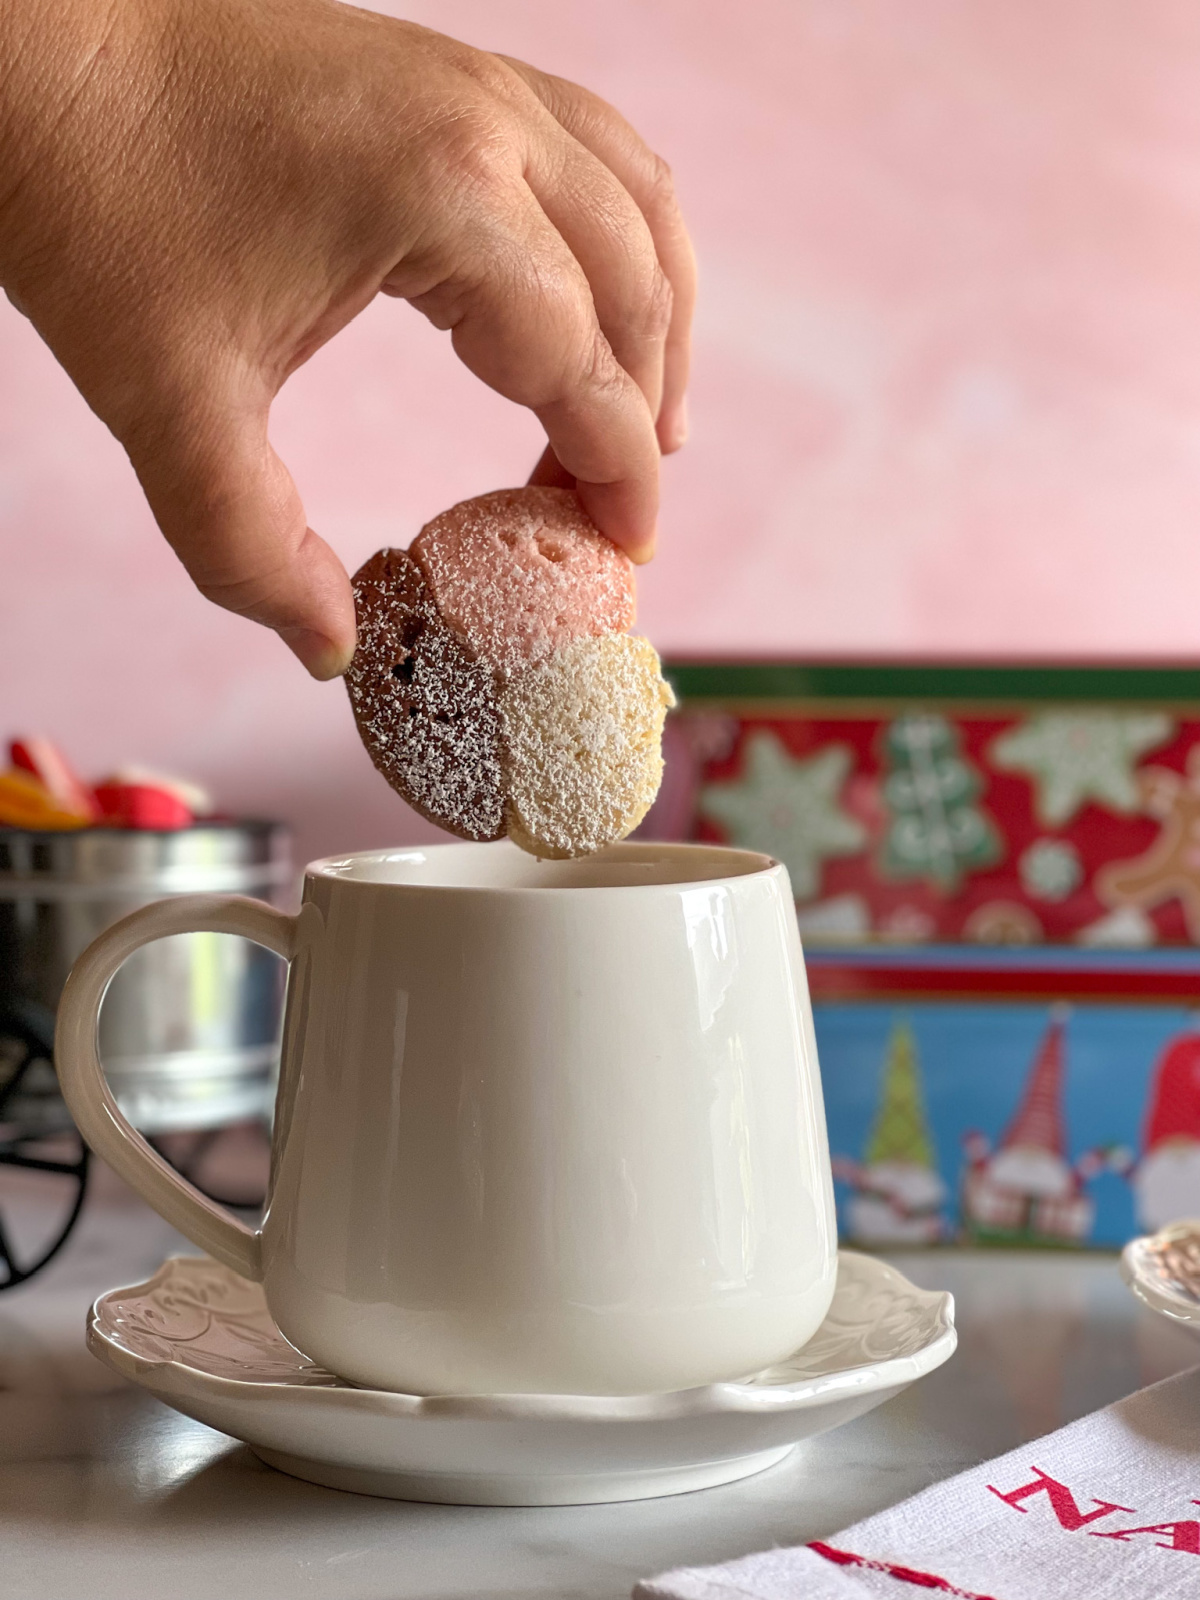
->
[346, 548, 505, 841]
[345, 490, 671, 858]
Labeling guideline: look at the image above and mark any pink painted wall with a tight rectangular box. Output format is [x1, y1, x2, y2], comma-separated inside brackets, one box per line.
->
[5, 0, 1200, 867]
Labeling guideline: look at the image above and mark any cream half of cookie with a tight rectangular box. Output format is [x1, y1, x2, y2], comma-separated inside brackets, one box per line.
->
[501, 634, 675, 859]
[347, 487, 674, 859]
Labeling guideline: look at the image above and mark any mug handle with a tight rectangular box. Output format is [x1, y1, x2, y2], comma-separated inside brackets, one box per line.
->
[54, 893, 298, 1282]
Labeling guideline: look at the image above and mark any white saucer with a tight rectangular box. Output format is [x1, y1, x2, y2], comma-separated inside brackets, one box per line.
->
[1121, 1220, 1200, 1330]
[88, 1250, 955, 1505]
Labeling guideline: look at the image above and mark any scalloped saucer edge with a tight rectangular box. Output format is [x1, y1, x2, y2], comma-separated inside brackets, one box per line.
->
[87, 1249, 955, 1505]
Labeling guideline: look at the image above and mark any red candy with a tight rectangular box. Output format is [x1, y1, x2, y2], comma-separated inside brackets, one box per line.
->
[93, 781, 193, 831]
[9, 737, 99, 821]
[4, 737, 203, 831]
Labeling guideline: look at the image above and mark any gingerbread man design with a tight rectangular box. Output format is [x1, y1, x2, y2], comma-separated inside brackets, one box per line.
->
[1097, 745, 1200, 940]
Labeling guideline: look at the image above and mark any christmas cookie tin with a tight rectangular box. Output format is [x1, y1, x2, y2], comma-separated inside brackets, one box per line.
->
[646, 662, 1200, 1253]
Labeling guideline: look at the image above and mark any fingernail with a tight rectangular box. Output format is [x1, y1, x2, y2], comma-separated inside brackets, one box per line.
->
[661, 398, 688, 452]
[630, 529, 658, 565]
[279, 627, 354, 680]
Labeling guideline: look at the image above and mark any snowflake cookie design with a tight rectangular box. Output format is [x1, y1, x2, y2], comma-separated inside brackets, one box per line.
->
[991, 710, 1173, 827]
[1020, 839, 1083, 903]
[700, 732, 867, 900]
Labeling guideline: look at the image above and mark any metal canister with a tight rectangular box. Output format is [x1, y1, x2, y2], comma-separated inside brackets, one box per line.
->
[0, 822, 292, 1134]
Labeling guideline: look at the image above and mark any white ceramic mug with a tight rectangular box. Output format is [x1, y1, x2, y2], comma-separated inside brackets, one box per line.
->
[55, 840, 836, 1396]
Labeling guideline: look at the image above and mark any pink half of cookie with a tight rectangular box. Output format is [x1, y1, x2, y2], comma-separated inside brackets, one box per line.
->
[411, 487, 636, 679]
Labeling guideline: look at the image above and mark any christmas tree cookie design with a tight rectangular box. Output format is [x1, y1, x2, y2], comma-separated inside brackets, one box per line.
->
[878, 713, 1001, 891]
[1097, 746, 1200, 941]
[990, 709, 1173, 827]
[835, 1019, 947, 1245]
[699, 732, 866, 901]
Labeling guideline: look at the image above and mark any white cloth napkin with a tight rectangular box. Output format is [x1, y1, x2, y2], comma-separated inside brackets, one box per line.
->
[636, 1366, 1200, 1600]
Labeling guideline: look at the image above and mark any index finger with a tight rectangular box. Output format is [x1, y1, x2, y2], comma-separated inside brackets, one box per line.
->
[499, 57, 696, 454]
[404, 184, 660, 559]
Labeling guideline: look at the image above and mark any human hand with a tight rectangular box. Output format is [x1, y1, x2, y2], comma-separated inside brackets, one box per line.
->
[0, 0, 694, 676]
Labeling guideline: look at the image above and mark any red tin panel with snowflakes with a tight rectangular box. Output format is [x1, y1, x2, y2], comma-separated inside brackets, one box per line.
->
[651, 663, 1200, 948]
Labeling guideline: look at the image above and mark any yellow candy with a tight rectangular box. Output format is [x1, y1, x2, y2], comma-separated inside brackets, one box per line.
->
[0, 769, 91, 830]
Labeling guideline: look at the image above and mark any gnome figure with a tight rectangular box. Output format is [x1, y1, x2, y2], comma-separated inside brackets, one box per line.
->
[1135, 1023, 1200, 1232]
[961, 1008, 1094, 1244]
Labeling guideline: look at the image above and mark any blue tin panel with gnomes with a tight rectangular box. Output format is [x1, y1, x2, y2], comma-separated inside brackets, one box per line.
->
[810, 962, 1200, 1250]
[645, 662, 1200, 1250]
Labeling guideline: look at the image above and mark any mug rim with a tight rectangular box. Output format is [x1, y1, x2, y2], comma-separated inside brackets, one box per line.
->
[304, 839, 783, 895]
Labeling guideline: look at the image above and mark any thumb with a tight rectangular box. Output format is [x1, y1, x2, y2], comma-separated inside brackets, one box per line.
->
[122, 385, 357, 679]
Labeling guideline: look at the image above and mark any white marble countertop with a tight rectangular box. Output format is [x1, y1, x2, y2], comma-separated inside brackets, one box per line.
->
[1, 1176, 1197, 1600]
